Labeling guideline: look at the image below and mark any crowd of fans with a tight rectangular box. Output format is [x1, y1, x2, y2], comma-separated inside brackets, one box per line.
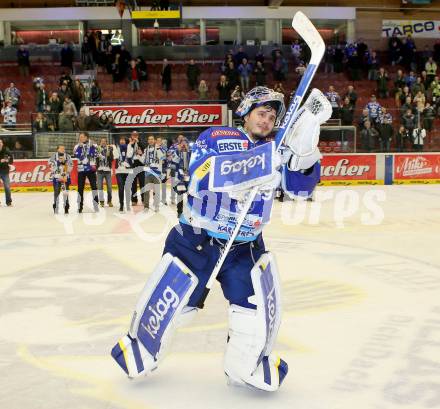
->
[2, 31, 440, 152]
[321, 34, 440, 151]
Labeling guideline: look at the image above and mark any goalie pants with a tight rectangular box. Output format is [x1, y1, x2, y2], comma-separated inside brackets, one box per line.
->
[163, 223, 266, 309]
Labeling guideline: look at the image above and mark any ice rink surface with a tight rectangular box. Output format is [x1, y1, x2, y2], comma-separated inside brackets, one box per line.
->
[1, 185, 440, 409]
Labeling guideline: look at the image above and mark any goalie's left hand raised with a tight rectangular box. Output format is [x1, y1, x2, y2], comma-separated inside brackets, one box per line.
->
[284, 89, 332, 171]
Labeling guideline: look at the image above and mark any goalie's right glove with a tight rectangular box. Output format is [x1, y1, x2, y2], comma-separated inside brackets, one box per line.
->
[283, 89, 332, 172]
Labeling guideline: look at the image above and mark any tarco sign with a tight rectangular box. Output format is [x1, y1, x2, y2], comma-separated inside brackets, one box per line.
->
[86, 104, 226, 128]
[394, 154, 440, 182]
[320, 155, 377, 182]
[382, 20, 440, 38]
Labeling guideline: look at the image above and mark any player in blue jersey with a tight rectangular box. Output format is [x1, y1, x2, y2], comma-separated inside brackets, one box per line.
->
[112, 86, 331, 392]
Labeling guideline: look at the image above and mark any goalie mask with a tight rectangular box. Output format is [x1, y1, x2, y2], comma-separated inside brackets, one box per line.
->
[236, 86, 286, 127]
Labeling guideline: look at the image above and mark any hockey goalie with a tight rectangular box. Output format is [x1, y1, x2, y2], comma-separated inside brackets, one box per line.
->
[111, 85, 332, 392]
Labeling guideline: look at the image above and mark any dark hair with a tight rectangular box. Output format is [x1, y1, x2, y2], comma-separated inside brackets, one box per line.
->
[80, 132, 89, 138]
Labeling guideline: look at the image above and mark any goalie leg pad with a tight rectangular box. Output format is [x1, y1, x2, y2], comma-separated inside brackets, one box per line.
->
[224, 252, 288, 392]
[111, 253, 198, 378]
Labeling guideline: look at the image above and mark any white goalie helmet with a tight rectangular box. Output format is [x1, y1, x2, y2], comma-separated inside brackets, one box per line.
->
[236, 86, 286, 126]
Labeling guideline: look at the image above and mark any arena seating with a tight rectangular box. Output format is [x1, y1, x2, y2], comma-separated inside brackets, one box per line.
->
[1, 59, 439, 150]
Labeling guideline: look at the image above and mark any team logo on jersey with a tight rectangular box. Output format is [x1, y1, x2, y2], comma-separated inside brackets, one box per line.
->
[217, 139, 249, 153]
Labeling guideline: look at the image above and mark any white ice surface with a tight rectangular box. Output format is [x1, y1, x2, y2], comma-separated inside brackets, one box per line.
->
[0, 185, 439, 409]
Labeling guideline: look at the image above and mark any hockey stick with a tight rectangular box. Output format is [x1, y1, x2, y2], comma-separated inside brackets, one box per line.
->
[197, 11, 325, 307]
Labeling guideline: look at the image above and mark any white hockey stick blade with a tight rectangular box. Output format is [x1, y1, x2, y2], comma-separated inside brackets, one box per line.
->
[292, 11, 325, 65]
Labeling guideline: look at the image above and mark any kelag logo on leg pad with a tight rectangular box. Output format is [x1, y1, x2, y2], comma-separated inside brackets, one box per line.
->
[137, 262, 195, 358]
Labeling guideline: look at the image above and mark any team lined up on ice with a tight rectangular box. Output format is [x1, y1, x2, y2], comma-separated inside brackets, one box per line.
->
[47, 131, 190, 215]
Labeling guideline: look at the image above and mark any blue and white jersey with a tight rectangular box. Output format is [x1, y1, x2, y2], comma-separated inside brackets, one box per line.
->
[73, 142, 98, 173]
[325, 91, 340, 108]
[365, 101, 382, 119]
[378, 112, 393, 124]
[181, 126, 320, 242]
[48, 152, 73, 182]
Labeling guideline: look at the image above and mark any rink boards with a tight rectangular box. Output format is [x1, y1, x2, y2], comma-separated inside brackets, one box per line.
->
[2, 152, 440, 192]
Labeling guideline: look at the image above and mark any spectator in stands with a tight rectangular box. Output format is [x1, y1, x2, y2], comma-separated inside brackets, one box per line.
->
[4, 83, 20, 108]
[333, 44, 344, 73]
[342, 85, 357, 108]
[396, 125, 408, 152]
[161, 58, 172, 93]
[33, 112, 49, 133]
[412, 126, 426, 151]
[0, 89, 4, 108]
[400, 96, 414, 118]
[234, 47, 249, 68]
[81, 36, 94, 70]
[128, 59, 141, 92]
[136, 56, 148, 82]
[324, 45, 335, 74]
[75, 107, 90, 131]
[367, 50, 380, 80]
[377, 107, 393, 152]
[398, 86, 412, 108]
[404, 71, 417, 88]
[63, 96, 77, 118]
[72, 79, 85, 112]
[96, 35, 109, 73]
[198, 80, 209, 100]
[388, 35, 402, 66]
[402, 109, 416, 138]
[411, 76, 425, 96]
[422, 102, 435, 133]
[421, 70, 429, 88]
[347, 50, 361, 81]
[119, 45, 131, 78]
[58, 112, 75, 132]
[0, 138, 13, 206]
[340, 97, 354, 126]
[238, 58, 253, 93]
[365, 95, 382, 126]
[229, 85, 244, 116]
[111, 53, 121, 83]
[430, 78, 440, 110]
[216, 75, 230, 102]
[186, 59, 201, 91]
[425, 56, 437, 87]
[60, 42, 74, 72]
[376, 67, 389, 98]
[36, 83, 48, 113]
[58, 82, 72, 103]
[360, 120, 378, 152]
[47, 92, 62, 130]
[1, 100, 17, 128]
[221, 53, 233, 74]
[325, 85, 341, 119]
[253, 61, 266, 86]
[273, 51, 286, 82]
[90, 80, 102, 104]
[99, 114, 115, 133]
[413, 90, 426, 116]
[225, 61, 239, 90]
[17, 45, 30, 77]
[105, 44, 114, 75]
[358, 108, 370, 131]
[59, 72, 73, 89]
